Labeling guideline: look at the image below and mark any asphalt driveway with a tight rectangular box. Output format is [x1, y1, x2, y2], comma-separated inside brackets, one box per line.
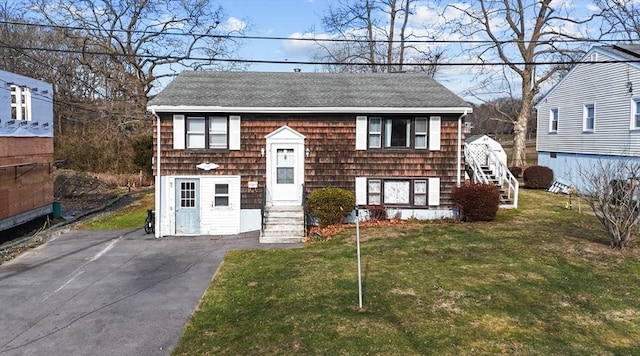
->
[0, 228, 299, 355]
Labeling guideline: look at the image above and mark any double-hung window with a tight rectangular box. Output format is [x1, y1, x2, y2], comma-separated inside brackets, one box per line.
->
[549, 108, 558, 133]
[10, 85, 31, 121]
[214, 184, 229, 207]
[633, 99, 640, 130]
[186, 116, 228, 149]
[583, 104, 595, 132]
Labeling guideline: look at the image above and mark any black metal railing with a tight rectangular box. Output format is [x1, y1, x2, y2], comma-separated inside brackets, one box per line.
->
[261, 186, 267, 234]
[302, 183, 308, 236]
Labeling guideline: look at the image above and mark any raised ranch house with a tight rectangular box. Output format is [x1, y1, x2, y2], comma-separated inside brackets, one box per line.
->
[147, 71, 472, 242]
[0, 70, 54, 234]
[537, 44, 640, 191]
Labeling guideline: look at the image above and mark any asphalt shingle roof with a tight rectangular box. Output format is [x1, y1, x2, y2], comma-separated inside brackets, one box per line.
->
[147, 71, 470, 109]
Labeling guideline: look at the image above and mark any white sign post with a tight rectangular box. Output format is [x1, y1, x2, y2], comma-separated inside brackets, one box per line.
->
[356, 207, 363, 309]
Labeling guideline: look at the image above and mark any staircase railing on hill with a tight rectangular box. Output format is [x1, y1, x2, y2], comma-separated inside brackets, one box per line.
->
[464, 143, 519, 209]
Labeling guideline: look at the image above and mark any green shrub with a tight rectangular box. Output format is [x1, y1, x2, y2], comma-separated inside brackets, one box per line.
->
[453, 183, 501, 222]
[523, 165, 554, 189]
[306, 187, 355, 227]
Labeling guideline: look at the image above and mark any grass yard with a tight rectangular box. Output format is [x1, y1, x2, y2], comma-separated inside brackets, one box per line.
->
[173, 189, 640, 355]
[74, 189, 154, 230]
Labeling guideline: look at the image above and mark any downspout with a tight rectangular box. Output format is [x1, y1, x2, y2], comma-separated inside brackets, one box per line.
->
[151, 108, 161, 238]
[457, 109, 469, 186]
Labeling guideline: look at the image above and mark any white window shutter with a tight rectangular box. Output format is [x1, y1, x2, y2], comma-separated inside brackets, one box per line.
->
[428, 178, 440, 206]
[229, 115, 241, 150]
[355, 177, 367, 205]
[429, 116, 441, 151]
[355, 116, 367, 150]
[173, 115, 185, 149]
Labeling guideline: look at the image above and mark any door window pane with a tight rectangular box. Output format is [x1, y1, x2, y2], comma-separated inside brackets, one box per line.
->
[180, 181, 196, 207]
[276, 149, 295, 184]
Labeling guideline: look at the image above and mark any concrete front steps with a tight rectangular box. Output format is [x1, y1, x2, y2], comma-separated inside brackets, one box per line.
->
[260, 205, 305, 243]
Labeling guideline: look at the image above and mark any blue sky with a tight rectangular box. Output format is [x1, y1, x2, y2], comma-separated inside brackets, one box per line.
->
[218, 0, 327, 72]
[212, 0, 600, 102]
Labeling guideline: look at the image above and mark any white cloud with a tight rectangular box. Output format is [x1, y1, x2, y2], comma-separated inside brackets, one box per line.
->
[224, 17, 247, 32]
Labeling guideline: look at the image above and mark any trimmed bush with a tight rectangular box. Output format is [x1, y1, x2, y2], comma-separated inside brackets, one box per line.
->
[523, 165, 554, 189]
[453, 183, 501, 222]
[306, 187, 356, 227]
[509, 166, 524, 178]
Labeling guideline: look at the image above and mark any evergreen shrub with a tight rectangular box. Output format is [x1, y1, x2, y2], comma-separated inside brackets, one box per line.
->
[306, 187, 355, 227]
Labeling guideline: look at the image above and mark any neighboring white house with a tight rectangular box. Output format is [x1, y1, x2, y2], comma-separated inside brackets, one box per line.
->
[536, 44, 640, 192]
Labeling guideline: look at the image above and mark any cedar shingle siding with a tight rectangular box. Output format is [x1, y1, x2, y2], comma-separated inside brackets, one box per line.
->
[156, 113, 461, 209]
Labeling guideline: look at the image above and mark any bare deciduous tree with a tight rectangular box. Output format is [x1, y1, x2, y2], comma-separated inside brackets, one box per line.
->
[594, 0, 640, 41]
[445, 0, 590, 167]
[579, 159, 640, 249]
[315, 0, 443, 75]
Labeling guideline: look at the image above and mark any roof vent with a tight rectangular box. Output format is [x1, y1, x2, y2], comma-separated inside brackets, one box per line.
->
[293, 68, 301, 72]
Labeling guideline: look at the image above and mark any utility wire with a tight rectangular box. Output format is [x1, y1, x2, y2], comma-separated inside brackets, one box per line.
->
[0, 42, 637, 66]
[0, 19, 630, 45]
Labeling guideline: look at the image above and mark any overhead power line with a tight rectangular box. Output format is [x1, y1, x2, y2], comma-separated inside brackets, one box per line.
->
[1, 43, 639, 67]
[0, 19, 631, 45]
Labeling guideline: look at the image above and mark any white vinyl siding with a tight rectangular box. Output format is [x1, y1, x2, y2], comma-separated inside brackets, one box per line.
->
[173, 115, 185, 149]
[200, 176, 240, 235]
[536, 48, 640, 157]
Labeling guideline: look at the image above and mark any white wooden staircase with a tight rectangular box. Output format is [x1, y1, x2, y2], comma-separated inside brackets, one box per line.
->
[260, 206, 305, 243]
[464, 143, 519, 209]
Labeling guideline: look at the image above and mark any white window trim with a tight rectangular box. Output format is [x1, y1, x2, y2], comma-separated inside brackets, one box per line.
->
[583, 103, 595, 132]
[549, 108, 558, 133]
[10, 85, 31, 121]
[213, 183, 230, 207]
[176, 115, 238, 150]
[631, 99, 640, 131]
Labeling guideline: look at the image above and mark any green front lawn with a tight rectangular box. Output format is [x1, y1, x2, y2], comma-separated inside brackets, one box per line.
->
[75, 190, 154, 230]
[174, 189, 640, 355]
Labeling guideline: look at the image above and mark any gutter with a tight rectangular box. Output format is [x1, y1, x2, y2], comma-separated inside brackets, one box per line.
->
[457, 109, 469, 186]
[150, 108, 161, 238]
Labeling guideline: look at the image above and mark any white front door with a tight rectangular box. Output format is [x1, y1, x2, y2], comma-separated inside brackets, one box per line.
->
[271, 146, 299, 205]
[265, 126, 306, 206]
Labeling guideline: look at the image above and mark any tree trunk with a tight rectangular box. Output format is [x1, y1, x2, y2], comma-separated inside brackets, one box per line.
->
[365, 0, 377, 73]
[511, 93, 533, 167]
